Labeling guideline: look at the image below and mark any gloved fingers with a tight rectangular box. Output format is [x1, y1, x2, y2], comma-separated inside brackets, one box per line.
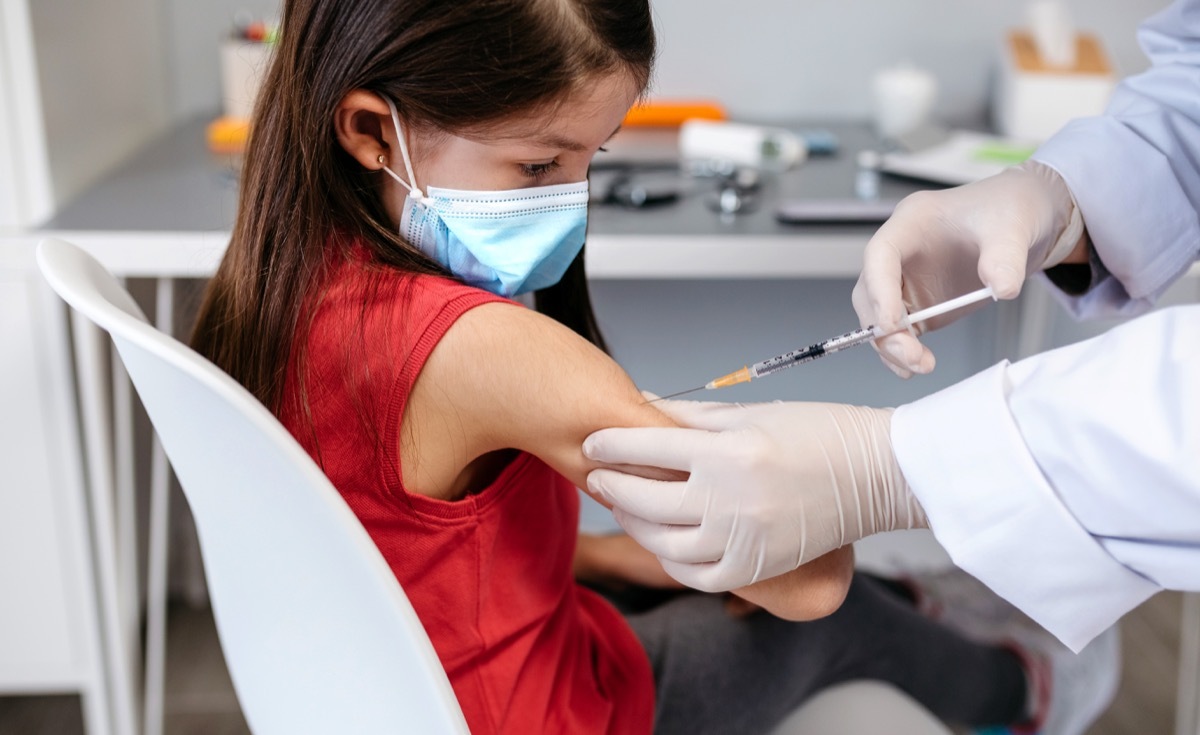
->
[583, 426, 713, 472]
[586, 468, 704, 524]
[976, 234, 1031, 300]
[856, 219, 913, 335]
[647, 398, 755, 432]
[871, 331, 933, 376]
[612, 508, 726, 564]
[658, 557, 746, 594]
[877, 350, 914, 379]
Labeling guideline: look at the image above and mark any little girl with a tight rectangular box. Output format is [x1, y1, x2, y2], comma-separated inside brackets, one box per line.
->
[193, 1, 1044, 732]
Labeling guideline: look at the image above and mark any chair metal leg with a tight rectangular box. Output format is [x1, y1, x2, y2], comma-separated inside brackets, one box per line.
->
[111, 280, 140, 691]
[1179, 273, 1200, 735]
[143, 278, 175, 735]
[1178, 593, 1200, 735]
[71, 314, 139, 735]
[80, 683, 114, 735]
[143, 434, 171, 735]
[1014, 277, 1056, 360]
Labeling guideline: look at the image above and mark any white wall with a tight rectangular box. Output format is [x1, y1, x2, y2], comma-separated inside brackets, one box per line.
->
[150, 0, 1172, 126]
[27, 0, 171, 209]
[13, 0, 1176, 216]
[649, 0, 1171, 121]
[0, 0, 53, 228]
[159, 0, 281, 121]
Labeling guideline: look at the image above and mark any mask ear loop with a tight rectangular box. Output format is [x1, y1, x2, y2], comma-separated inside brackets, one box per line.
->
[381, 96, 433, 205]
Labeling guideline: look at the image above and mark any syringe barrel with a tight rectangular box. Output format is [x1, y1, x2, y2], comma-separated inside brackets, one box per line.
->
[750, 327, 875, 379]
[823, 327, 875, 352]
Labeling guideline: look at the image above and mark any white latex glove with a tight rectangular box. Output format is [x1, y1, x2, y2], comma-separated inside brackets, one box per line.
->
[582, 399, 927, 593]
[853, 160, 1086, 377]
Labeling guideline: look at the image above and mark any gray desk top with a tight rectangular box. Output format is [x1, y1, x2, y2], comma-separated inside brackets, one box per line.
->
[43, 116, 934, 237]
[44, 117, 242, 232]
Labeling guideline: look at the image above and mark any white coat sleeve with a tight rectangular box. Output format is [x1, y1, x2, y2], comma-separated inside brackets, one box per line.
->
[1031, 0, 1200, 318]
[891, 305, 1200, 653]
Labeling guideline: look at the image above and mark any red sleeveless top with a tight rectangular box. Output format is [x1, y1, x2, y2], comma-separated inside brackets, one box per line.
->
[278, 250, 654, 734]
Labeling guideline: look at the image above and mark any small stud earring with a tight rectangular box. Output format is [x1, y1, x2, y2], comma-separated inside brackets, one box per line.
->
[377, 154, 387, 165]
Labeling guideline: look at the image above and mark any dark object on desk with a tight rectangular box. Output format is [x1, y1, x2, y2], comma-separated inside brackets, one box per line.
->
[590, 159, 680, 173]
[775, 198, 897, 224]
[599, 169, 684, 209]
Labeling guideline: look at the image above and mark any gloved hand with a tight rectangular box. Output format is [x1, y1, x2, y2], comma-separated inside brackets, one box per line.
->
[853, 160, 1086, 377]
[582, 399, 927, 593]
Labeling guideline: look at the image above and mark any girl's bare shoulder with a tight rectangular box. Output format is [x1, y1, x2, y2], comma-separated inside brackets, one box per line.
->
[402, 301, 673, 496]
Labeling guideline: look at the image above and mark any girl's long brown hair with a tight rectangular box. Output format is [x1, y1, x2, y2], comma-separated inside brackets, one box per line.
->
[191, 0, 655, 412]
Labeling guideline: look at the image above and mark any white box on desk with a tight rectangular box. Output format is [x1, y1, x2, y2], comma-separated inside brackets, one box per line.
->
[994, 30, 1115, 142]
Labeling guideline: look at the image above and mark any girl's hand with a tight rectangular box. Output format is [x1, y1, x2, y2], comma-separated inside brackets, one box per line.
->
[574, 533, 686, 591]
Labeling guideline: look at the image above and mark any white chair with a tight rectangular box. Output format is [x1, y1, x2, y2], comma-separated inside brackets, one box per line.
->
[37, 238, 470, 735]
[771, 681, 953, 735]
[40, 236, 953, 735]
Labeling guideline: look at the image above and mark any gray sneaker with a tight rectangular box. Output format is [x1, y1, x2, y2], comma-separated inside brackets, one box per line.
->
[1010, 623, 1121, 735]
[901, 567, 1121, 735]
[901, 566, 1033, 644]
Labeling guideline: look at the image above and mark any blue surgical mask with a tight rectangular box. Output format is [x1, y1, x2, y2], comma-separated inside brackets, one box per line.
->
[380, 97, 588, 297]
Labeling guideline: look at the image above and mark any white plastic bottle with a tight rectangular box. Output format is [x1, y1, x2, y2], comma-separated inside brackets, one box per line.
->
[679, 120, 807, 172]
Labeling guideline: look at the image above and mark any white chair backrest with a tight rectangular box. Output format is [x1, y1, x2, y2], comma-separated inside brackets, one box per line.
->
[37, 238, 469, 735]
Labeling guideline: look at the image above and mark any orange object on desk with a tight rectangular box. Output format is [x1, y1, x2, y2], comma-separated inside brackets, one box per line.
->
[206, 116, 251, 154]
[622, 100, 726, 127]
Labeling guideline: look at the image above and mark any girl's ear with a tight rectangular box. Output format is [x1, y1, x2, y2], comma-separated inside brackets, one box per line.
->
[334, 90, 398, 171]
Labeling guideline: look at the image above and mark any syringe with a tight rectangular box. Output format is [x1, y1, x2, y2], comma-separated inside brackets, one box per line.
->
[653, 287, 995, 401]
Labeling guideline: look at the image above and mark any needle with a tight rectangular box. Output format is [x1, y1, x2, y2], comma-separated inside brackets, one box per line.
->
[643, 287, 996, 403]
[645, 386, 706, 403]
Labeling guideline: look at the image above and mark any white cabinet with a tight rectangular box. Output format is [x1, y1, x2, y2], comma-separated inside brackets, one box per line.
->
[0, 257, 112, 735]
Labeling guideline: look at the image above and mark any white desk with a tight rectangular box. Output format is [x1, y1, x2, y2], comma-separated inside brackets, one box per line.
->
[6, 118, 926, 279]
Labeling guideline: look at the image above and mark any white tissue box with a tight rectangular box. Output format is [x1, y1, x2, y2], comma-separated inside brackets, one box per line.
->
[993, 31, 1115, 142]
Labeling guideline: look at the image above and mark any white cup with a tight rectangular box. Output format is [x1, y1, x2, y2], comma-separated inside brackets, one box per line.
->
[220, 40, 274, 119]
[872, 65, 938, 140]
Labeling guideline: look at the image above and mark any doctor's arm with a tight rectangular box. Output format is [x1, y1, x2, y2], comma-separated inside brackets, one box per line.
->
[1031, 0, 1200, 318]
[586, 305, 1200, 651]
[853, 0, 1200, 376]
[893, 305, 1200, 652]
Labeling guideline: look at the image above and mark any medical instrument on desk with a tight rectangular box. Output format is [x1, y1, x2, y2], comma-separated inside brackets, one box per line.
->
[854, 149, 883, 201]
[650, 286, 995, 401]
[600, 169, 684, 209]
[707, 167, 763, 216]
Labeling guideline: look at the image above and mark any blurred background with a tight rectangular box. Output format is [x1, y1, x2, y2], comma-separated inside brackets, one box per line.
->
[0, 1, 1192, 734]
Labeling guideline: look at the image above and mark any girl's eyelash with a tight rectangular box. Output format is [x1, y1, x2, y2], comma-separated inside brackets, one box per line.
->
[598, 146, 609, 153]
[522, 160, 560, 178]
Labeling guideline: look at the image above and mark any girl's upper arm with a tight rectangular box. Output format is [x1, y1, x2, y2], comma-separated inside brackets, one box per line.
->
[406, 301, 674, 493]
[408, 301, 855, 620]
